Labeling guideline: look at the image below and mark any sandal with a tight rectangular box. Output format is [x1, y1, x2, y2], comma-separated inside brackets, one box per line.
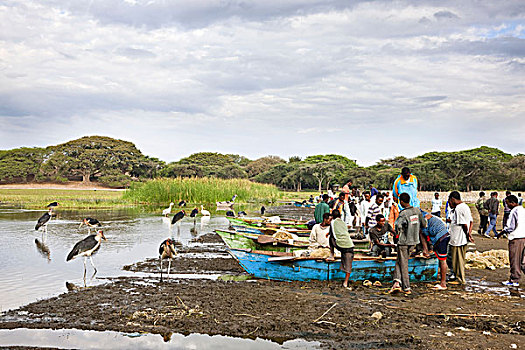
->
[402, 289, 412, 295]
[387, 286, 402, 294]
[432, 284, 447, 290]
[342, 283, 352, 290]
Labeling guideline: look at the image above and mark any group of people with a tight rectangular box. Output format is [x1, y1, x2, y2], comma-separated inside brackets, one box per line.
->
[309, 167, 525, 292]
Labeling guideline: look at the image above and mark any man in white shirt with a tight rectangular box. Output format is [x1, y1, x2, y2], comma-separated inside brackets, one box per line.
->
[309, 213, 332, 249]
[359, 191, 372, 237]
[431, 192, 443, 217]
[447, 191, 473, 285]
[499, 195, 525, 287]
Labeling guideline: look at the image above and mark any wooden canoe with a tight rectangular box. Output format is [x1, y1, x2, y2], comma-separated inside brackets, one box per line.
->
[228, 249, 438, 282]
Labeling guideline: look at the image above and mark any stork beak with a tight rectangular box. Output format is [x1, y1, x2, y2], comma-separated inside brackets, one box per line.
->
[100, 231, 107, 241]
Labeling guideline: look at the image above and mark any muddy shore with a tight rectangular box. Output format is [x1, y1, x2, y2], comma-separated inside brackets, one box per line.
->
[1, 210, 524, 349]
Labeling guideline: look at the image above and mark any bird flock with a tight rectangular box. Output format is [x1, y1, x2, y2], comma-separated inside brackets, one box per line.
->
[33, 198, 240, 284]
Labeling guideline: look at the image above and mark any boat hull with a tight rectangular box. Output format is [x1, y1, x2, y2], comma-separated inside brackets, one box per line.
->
[228, 249, 438, 282]
[216, 230, 307, 252]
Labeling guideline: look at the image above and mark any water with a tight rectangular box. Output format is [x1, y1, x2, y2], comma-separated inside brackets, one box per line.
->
[0, 328, 320, 349]
[0, 208, 231, 312]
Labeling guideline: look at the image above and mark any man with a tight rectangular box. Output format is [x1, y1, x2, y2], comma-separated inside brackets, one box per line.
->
[389, 193, 427, 295]
[369, 214, 396, 257]
[518, 193, 523, 206]
[392, 167, 420, 208]
[503, 191, 512, 231]
[342, 180, 353, 202]
[419, 211, 450, 290]
[485, 192, 500, 238]
[431, 192, 442, 217]
[314, 194, 330, 224]
[447, 191, 473, 285]
[365, 193, 384, 230]
[329, 209, 355, 289]
[475, 191, 489, 235]
[359, 191, 372, 237]
[499, 195, 525, 287]
[309, 212, 332, 249]
[369, 184, 379, 198]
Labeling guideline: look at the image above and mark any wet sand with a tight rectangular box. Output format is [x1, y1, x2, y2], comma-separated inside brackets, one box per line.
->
[1, 210, 524, 349]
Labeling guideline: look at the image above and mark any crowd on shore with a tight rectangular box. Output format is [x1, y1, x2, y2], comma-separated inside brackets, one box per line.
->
[308, 167, 525, 292]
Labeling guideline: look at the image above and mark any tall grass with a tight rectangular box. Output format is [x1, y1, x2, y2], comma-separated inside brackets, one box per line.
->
[0, 189, 126, 209]
[123, 177, 281, 204]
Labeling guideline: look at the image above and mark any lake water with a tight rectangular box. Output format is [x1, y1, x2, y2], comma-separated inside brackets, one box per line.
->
[0, 208, 231, 312]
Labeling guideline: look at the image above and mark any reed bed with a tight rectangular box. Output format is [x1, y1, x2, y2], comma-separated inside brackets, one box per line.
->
[123, 177, 281, 204]
[0, 189, 126, 209]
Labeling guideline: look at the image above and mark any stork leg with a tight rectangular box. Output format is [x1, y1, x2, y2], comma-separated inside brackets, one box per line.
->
[83, 257, 87, 280]
[159, 257, 163, 282]
[167, 258, 172, 280]
[89, 256, 97, 277]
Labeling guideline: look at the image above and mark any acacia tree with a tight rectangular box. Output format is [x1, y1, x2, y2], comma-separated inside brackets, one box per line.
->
[41, 136, 149, 184]
[303, 161, 344, 191]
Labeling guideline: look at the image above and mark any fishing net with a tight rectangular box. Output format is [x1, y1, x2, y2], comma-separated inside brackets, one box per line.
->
[465, 249, 509, 270]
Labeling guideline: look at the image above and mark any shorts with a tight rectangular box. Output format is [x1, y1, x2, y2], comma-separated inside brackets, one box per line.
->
[434, 234, 450, 261]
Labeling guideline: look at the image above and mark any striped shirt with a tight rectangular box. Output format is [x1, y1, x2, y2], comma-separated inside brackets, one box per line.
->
[367, 203, 382, 228]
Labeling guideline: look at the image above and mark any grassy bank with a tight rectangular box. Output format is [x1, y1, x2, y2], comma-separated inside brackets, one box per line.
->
[123, 177, 281, 205]
[0, 189, 126, 209]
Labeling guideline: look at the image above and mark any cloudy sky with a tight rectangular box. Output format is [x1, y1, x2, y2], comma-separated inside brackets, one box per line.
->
[1, 0, 524, 165]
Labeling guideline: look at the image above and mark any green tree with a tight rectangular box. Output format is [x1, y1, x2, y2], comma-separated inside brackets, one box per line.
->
[245, 156, 285, 177]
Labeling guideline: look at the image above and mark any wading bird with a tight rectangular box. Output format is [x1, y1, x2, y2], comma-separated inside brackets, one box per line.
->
[261, 206, 266, 215]
[162, 202, 174, 217]
[178, 200, 186, 207]
[189, 207, 199, 225]
[200, 205, 210, 216]
[238, 211, 247, 216]
[66, 230, 106, 279]
[79, 217, 102, 234]
[171, 210, 185, 225]
[35, 208, 53, 234]
[226, 210, 235, 217]
[159, 238, 177, 281]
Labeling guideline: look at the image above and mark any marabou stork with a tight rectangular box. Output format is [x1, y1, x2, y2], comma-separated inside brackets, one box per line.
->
[189, 207, 199, 225]
[226, 210, 235, 217]
[159, 238, 177, 281]
[35, 209, 53, 234]
[237, 211, 247, 216]
[162, 202, 174, 217]
[66, 230, 106, 279]
[79, 217, 102, 234]
[260, 206, 266, 215]
[200, 205, 210, 216]
[171, 210, 185, 225]
[178, 200, 186, 207]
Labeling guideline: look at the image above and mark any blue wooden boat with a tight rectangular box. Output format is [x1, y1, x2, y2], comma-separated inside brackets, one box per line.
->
[228, 249, 438, 282]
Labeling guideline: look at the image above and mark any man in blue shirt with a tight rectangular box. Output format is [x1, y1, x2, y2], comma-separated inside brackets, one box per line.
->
[420, 210, 449, 290]
[392, 167, 420, 208]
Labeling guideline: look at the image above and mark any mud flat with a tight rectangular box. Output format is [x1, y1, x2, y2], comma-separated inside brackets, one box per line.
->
[1, 213, 524, 349]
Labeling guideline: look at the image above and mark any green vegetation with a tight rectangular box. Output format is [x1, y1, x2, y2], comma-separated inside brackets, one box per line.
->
[1, 136, 524, 192]
[123, 177, 281, 204]
[0, 189, 125, 209]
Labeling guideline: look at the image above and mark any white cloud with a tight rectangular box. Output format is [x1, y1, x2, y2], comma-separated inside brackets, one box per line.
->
[0, 0, 524, 165]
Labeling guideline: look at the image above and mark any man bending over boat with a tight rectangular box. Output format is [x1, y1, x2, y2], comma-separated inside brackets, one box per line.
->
[329, 209, 355, 289]
[309, 212, 332, 249]
[419, 210, 450, 290]
[389, 193, 427, 295]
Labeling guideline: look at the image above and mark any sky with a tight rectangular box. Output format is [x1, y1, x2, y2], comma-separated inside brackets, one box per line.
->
[1, 0, 524, 166]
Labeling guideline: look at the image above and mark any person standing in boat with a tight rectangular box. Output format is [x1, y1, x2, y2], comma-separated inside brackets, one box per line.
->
[314, 194, 330, 224]
[328, 210, 354, 289]
[359, 191, 372, 238]
[389, 193, 427, 295]
[309, 213, 332, 249]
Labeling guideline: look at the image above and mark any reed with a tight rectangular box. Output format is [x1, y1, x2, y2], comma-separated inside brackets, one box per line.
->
[123, 177, 281, 204]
